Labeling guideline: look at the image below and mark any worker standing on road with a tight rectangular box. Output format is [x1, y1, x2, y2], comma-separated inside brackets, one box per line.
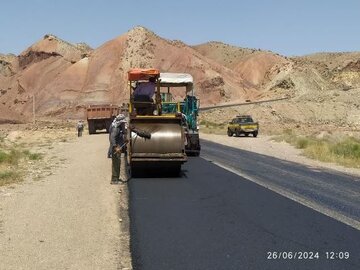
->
[109, 114, 128, 184]
[77, 120, 84, 137]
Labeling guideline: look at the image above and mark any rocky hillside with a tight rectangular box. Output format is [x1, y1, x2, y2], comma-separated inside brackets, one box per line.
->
[195, 42, 360, 130]
[0, 26, 360, 129]
[0, 34, 92, 121]
[0, 27, 260, 121]
[193, 42, 288, 87]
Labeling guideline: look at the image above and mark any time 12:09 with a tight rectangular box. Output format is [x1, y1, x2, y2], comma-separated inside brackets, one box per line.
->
[325, 251, 350, 260]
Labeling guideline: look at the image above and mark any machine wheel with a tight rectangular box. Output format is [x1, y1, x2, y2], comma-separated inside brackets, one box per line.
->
[171, 165, 181, 176]
[130, 164, 138, 178]
[253, 131, 258, 137]
[187, 151, 200, 157]
[227, 129, 233, 137]
[245, 133, 249, 137]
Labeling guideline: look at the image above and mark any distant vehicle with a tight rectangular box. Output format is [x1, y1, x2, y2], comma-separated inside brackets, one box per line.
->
[86, 104, 119, 134]
[227, 115, 259, 137]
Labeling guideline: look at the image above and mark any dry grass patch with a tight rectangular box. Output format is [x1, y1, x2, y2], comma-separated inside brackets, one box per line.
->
[0, 144, 44, 186]
[0, 171, 21, 186]
[274, 130, 360, 168]
[199, 120, 227, 135]
[0, 120, 76, 186]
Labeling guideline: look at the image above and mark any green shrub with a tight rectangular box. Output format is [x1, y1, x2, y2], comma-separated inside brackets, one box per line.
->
[273, 133, 360, 168]
[22, 149, 31, 156]
[7, 149, 22, 165]
[296, 138, 311, 149]
[0, 171, 16, 179]
[28, 153, 43, 160]
[0, 150, 8, 163]
[21, 149, 43, 160]
[0, 171, 21, 186]
[0, 149, 22, 165]
[330, 138, 360, 159]
[0, 141, 46, 186]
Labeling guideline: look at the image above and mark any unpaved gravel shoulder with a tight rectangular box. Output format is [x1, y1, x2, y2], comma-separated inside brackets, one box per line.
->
[0, 133, 131, 270]
[201, 133, 360, 178]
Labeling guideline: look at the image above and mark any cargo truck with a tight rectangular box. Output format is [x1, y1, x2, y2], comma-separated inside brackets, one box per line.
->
[86, 104, 119, 134]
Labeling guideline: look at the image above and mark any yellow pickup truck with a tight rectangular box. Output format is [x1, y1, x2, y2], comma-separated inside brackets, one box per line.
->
[227, 115, 259, 137]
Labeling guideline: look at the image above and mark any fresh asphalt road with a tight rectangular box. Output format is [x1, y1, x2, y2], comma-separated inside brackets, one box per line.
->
[201, 140, 360, 228]
[128, 140, 360, 270]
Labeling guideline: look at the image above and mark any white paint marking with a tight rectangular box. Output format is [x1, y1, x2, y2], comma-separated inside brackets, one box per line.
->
[201, 155, 360, 231]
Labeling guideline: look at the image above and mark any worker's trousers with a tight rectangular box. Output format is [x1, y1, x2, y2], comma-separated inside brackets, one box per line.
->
[111, 152, 121, 181]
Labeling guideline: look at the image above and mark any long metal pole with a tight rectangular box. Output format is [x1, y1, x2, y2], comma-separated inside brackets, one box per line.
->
[33, 94, 35, 125]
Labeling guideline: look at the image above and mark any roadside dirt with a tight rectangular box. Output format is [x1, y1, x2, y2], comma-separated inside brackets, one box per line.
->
[0, 127, 131, 270]
[201, 133, 360, 178]
[2, 122, 359, 269]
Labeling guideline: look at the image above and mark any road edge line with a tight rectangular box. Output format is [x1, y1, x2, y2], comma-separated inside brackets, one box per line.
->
[201, 156, 360, 231]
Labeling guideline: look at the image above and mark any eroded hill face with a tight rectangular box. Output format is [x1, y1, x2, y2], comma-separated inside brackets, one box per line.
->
[195, 41, 360, 130]
[0, 34, 93, 122]
[193, 42, 360, 93]
[0, 27, 258, 120]
[0, 27, 360, 129]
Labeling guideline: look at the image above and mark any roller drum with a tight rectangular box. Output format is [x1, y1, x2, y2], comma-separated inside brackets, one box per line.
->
[131, 123, 184, 154]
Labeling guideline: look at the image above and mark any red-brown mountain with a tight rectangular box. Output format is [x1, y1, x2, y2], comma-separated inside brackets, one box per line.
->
[3, 26, 359, 123]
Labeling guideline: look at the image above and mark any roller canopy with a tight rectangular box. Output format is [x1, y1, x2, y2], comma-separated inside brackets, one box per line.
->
[128, 69, 160, 81]
[159, 73, 193, 85]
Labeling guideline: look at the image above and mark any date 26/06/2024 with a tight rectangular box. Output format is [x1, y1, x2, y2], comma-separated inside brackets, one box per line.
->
[267, 251, 350, 260]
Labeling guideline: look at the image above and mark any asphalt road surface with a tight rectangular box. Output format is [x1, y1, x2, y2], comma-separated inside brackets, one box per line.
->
[201, 140, 360, 228]
[129, 140, 360, 270]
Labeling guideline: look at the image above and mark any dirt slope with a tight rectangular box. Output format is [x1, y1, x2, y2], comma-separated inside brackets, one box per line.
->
[193, 42, 288, 87]
[193, 42, 256, 68]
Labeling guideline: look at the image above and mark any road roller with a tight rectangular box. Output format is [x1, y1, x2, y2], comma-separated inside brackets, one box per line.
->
[128, 68, 187, 176]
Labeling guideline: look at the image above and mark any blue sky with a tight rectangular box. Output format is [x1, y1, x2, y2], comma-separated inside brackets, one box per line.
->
[1, 0, 360, 56]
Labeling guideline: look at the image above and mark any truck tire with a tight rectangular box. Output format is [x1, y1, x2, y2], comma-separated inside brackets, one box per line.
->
[88, 121, 96, 134]
[105, 120, 112, 133]
[253, 131, 258, 137]
[227, 129, 233, 137]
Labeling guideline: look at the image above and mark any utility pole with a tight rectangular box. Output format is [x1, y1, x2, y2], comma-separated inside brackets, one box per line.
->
[33, 94, 36, 125]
